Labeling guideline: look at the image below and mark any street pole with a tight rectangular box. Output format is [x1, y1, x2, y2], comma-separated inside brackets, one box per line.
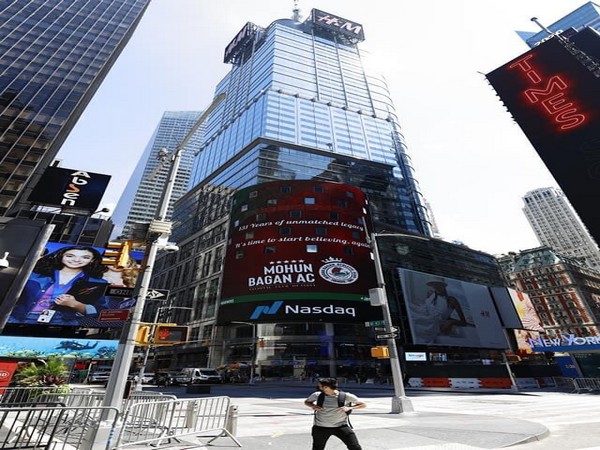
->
[99, 94, 225, 411]
[232, 321, 257, 384]
[137, 304, 192, 389]
[369, 233, 414, 413]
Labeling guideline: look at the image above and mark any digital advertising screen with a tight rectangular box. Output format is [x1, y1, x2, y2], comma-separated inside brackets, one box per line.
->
[27, 166, 111, 211]
[486, 31, 600, 244]
[217, 181, 380, 324]
[0, 336, 118, 359]
[507, 288, 544, 332]
[489, 286, 523, 329]
[399, 268, 508, 349]
[7, 242, 142, 328]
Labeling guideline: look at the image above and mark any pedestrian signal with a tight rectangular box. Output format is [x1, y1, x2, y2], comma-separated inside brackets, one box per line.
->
[154, 325, 188, 344]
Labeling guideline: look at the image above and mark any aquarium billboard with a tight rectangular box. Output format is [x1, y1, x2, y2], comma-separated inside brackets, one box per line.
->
[0, 336, 118, 359]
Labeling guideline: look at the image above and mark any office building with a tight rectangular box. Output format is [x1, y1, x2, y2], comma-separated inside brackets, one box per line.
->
[149, 10, 493, 375]
[523, 187, 600, 270]
[498, 247, 600, 340]
[111, 111, 203, 239]
[517, 2, 600, 47]
[0, 0, 151, 217]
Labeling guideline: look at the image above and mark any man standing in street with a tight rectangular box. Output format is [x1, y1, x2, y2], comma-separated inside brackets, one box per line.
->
[304, 377, 366, 450]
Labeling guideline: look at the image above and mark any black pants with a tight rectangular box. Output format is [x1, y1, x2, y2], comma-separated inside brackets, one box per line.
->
[311, 425, 362, 450]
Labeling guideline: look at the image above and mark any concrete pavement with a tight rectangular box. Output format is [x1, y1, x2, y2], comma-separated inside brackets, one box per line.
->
[120, 382, 550, 449]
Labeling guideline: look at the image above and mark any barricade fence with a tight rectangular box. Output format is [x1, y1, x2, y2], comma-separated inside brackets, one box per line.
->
[114, 396, 241, 449]
[573, 377, 600, 393]
[0, 405, 119, 450]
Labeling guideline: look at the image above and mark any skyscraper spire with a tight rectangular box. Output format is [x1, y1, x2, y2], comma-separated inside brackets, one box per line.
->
[292, 0, 301, 21]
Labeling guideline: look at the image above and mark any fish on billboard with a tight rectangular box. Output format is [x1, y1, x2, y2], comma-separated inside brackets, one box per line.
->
[0, 336, 118, 359]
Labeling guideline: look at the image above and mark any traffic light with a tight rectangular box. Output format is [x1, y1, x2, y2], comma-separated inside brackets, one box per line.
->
[154, 325, 189, 344]
[371, 346, 389, 359]
[136, 325, 151, 345]
[102, 240, 131, 267]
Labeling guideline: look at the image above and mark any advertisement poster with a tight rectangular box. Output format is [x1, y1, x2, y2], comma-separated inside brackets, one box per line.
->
[399, 268, 508, 349]
[218, 181, 379, 324]
[0, 336, 118, 359]
[7, 242, 142, 328]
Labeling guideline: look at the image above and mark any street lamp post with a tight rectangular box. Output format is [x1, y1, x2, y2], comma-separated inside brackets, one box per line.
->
[99, 94, 225, 414]
[231, 321, 257, 384]
[367, 232, 428, 414]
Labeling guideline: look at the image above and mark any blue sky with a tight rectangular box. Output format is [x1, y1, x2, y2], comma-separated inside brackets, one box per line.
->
[56, 0, 590, 255]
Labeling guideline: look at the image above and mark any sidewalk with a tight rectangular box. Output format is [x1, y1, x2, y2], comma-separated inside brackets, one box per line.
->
[120, 382, 550, 449]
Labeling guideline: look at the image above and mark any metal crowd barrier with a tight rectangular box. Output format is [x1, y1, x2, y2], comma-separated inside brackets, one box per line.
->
[0, 405, 119, 450]
[113, 396, 241, 448]
[552, 377, 576, 390]
[573, 377, 600, 393]
[0, 386, 72, 405]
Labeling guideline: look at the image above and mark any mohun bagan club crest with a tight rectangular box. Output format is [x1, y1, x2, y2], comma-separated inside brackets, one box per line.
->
[319, 257, 359, 284]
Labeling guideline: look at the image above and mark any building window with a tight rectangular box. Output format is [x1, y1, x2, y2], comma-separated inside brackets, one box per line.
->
[313, 186, 324, 193]
[241, 204, 248, 212]
[256, 213, 267, 222]
[352, 231, 361, 239]
[304, 197, 316, 205]
[249, 190, 258, 198]
[290, 210, 302, 218]
[281, 185, 292, 193]
[235, 250, 244, 259]
[316, 227, 327, 235]
[330, 212, 339, 220]
[306, 244, 318, 253]
[337, 200, 348, 208]
[265, 246, 276, 254]
[280, 227, 292, 235]
[346, 191, 354, 198]
[245, 231, 254, 239]
[344, 247, 354, 255]
[267, 199, 277, 206]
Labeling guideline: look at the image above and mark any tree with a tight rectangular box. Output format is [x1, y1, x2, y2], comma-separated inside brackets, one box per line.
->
[14, 357, 69, 386]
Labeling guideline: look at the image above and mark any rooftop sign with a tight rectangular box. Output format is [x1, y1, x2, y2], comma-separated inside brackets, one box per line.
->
[310, 9, 365, 43]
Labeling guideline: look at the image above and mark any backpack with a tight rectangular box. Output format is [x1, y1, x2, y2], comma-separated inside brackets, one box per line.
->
[316, 390, 353, 427]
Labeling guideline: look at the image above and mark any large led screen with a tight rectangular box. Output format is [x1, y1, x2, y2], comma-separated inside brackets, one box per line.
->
[486, 31, 600, 244]
[399, 269, 508, 349]
[507, 288, 544, 332]
[217, 181, 379, 324]
[27, 166, 111, 211]
[7, 242, 142, 328]
[0, 336, 118, 359]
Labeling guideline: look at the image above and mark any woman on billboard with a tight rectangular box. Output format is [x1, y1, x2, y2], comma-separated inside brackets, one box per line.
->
[8, 245, 109, 326]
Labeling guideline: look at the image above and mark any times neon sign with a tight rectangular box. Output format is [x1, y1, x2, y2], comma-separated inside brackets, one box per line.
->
[508, 54, 586, 131]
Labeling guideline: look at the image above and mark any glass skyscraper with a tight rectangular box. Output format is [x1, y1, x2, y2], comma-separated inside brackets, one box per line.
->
[156, 10, 432, 372]
[182, 10, 432, 240]
[517, 1, 600, 47]
[0, 0, 150, 216]
[112, 111, 203, 239]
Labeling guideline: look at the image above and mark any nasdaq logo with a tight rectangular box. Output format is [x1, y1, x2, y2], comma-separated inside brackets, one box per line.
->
[249, 301, 283, 320]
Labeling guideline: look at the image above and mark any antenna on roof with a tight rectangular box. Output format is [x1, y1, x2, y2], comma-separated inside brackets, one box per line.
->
[292, 0, 301, 21]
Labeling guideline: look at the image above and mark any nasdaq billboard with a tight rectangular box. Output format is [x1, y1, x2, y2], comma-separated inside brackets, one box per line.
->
[217, 181, 380, 324]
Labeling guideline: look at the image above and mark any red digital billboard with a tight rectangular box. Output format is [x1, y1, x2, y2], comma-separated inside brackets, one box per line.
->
[486, 32, 600, 244]
[7, 242, 142, 328]
[217, 181, 380, 324]
[27, 166, 111, 212]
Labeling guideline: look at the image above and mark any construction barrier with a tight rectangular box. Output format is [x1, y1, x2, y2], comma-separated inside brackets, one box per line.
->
[0, 405, 119, 450]
[113, 396, 241, 448]
[573, 377, 600, 393]
[406, 377, 513, 389]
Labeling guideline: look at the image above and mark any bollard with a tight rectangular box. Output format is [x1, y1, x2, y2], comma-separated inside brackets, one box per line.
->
[225, 404, 239, 436]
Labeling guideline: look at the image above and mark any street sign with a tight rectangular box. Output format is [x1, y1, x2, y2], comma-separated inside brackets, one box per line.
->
[374, 327, 398, 333]
[99, 309, 130, 321]
[106, 287, 135, 298]
[145, 289, 169, 300]
[375, 333, 398, 340]
[364, 320, 385, 327]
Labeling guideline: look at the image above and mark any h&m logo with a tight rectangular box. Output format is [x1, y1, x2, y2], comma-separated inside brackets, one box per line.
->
[250, 301, 283, 320]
